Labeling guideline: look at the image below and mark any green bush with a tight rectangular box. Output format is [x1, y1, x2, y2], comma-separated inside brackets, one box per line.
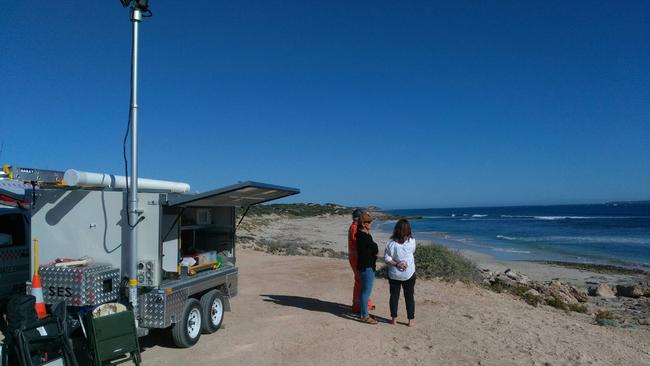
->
[594, 309, 619, 326]
[415, 244, 482, 283]
[489, 281, 542, 307]
[595, 309, 616, 321]
[255, 238, 347, 258]
[567, 303, 588, 313]
[238, 203, 355, 218]
[544, 296, 588, 313]
[237, 203, 403, 220]
[376, 244, 482, 283]
[522, 292, 542, 307]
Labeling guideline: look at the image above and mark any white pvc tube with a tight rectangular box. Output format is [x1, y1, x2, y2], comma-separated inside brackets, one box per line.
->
[64, 169, 190, 193]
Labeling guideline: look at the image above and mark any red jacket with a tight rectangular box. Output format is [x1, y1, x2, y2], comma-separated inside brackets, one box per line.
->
[348, 221, 358, 268]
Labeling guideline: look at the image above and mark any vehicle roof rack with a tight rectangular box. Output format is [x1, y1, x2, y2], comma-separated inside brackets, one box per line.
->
[2, 164, 66, 186]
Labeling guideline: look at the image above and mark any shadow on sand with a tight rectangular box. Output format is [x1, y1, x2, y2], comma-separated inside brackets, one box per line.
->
[138, 328, 178, 350]
[138, 323, 231, 351]
[260, 294, 390, 323]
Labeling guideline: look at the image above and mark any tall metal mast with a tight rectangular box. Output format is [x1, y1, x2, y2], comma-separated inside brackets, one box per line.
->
[122, 0, 151, 311]
[128, 5, 141, 311]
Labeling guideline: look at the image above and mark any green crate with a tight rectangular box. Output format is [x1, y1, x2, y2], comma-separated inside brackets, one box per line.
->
[85, 310, 140, 366]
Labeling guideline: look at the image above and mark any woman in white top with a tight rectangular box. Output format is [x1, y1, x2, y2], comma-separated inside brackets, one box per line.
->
[384, 219, 416, 326]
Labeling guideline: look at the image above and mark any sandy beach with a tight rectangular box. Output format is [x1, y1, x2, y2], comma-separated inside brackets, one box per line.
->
[140, 248, 650, 365]
[237, 213, 647, 286]
[138, 212, 650, 365]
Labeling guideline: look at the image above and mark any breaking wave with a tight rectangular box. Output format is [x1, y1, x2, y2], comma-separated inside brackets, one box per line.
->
[500, 215, 645, 220]
[495, 235, 517, 241]
[496, 234, 650, 245]
[491, 247, 531, 254]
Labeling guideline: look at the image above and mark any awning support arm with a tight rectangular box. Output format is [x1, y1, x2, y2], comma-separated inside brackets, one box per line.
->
[236, 205, 251, 230]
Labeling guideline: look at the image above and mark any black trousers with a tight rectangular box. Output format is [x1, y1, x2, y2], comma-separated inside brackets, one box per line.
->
[388, 273, 416, 319]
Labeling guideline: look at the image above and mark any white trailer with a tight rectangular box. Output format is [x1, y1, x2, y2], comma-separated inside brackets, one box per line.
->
[2, 0, 301, 351]
[4, 164, 299, 347]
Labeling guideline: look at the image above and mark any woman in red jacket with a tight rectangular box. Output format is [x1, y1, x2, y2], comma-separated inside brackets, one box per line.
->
[348, 209, 373, 313]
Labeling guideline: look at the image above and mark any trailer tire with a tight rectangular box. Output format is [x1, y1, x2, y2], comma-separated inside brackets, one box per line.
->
[172, 298, 202, 348]
[200, 290, 225, 334]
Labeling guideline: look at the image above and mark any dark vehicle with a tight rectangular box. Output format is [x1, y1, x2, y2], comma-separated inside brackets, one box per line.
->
[0, 205, 30, 306]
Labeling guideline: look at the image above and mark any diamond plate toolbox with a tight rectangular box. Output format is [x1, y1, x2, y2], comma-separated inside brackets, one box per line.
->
[39, 263, 120, 306]
[140, 288, 188, 328]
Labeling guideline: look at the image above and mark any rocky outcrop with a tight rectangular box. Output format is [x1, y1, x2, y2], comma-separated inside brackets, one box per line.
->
[535, 280, 587, 304]
[524, 289, 541, 298]
[590, 283, 616, 298]
[481, 268, 530, 288]
[482, 269, 587, 308]
[481, 268, 650, 330]
[504, 268, 530, 285]
[615, 284, 648, 298]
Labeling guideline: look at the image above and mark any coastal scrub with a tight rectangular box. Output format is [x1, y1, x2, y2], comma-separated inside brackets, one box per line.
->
[377, 244, 481, 284]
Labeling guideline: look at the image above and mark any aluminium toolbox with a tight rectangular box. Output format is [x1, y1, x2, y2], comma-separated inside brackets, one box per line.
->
[39, 263, 120, 307]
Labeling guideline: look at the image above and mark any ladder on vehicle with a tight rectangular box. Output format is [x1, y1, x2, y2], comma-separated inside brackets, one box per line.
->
[2, 165, 65, 186]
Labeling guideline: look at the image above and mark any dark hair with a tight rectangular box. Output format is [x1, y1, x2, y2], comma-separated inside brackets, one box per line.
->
[390, 219, 412, 244]
[352, 209, 364, 220]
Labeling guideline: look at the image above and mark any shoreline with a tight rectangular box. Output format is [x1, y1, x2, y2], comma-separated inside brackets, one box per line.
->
[381, 228, 649, 288]
[381, 206, 650, 272]
[530, 260, 649, 276]
[453, 247, 647, 287]
[371, 218, 648, 287]
[237, 211, 650, 332]
[238, 213, 649, 288]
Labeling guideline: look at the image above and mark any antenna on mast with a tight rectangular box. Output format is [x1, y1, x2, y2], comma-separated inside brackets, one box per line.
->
[120, 0, 151, 15]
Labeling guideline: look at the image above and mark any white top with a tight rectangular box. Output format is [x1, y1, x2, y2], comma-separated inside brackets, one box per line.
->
[384, 238, 416, 281]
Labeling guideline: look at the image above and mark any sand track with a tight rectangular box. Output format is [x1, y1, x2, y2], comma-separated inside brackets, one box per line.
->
[141, 249, 650, 366]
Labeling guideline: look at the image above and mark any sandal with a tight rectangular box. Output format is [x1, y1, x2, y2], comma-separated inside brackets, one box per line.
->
[360, 316, 378, 325]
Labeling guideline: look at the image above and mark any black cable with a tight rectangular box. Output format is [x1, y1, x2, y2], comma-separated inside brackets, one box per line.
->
[123, 74, 144, 229]
[123, 100, 134, 228]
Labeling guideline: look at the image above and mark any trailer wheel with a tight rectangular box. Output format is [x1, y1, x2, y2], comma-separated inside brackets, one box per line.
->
[200, 290, 224, 334]
[171, 298, 202, 348]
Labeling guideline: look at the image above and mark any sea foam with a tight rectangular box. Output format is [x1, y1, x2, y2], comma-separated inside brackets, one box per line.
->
[491, 247, 531, 254]
[500, 215, 646, 220]
[496, 234, 650, 245]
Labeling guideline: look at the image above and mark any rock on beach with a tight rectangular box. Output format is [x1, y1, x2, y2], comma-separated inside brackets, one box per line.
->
[591, 283, 616, 299]
[615, 284, 649, 298]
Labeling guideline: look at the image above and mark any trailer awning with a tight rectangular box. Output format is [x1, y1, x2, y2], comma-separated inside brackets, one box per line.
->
[164, 181, 299, 208]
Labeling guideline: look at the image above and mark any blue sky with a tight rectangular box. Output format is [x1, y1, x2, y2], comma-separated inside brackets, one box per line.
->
[1, 1, 649, 209]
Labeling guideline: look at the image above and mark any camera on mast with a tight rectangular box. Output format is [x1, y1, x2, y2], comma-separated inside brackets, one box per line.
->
[120, 0, 149, 11]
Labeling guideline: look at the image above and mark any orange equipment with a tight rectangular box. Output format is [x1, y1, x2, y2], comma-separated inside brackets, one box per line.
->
[32, 239, 47, 319]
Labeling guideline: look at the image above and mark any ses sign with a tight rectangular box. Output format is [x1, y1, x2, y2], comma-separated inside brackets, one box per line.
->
[48, 286, 73, 297]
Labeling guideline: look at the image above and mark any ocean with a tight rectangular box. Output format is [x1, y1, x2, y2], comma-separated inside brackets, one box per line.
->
[379, 203, 650, 270]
